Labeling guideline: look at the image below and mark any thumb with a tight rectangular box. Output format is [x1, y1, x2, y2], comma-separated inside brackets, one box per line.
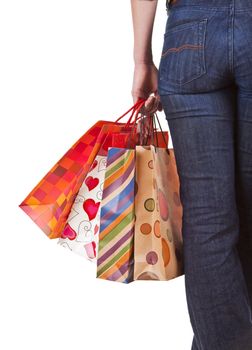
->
[154, 90, 163, 112]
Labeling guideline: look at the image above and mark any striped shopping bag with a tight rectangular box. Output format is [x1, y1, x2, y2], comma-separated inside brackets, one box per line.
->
[96, 147, 135, 283]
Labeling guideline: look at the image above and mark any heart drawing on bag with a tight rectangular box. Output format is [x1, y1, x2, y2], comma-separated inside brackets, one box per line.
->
[83, 198, 100, 221]
[89, 159, 98, 172]
[61, 223, 77, 240]
[94, 224, 99, 235]
[84, 241, 96, 259]
[85, 176, 99, 191]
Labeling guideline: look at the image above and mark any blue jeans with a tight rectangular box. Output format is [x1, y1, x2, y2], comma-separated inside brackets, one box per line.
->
[157, 0, 252, 349]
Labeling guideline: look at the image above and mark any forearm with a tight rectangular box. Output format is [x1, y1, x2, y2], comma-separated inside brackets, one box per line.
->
[130, 0, 158, 64]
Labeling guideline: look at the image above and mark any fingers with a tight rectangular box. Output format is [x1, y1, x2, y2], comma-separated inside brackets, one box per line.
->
[144, 95, 156, 113]
[141, 94, 163, 115]
[154, 91, 163, 112]
[131, 90, 163, 115]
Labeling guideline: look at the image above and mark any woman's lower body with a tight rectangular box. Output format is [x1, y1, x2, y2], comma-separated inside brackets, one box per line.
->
[157, 1, 252, 349]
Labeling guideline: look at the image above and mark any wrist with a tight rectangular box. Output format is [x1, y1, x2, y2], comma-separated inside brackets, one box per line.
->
[134, 51, 153, 65]
[134, 58, 154, 66]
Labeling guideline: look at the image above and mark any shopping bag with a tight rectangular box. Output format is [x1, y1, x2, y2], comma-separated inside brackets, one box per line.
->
[57, 150, 107, 261]
[56, 130, 128, 261]
[133, 144, 184, 281]
[96, 146, 136, 283]
[18, 99, 146, 239]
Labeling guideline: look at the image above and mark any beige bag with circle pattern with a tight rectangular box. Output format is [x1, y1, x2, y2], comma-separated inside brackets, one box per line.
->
[133, 144, 184, 281]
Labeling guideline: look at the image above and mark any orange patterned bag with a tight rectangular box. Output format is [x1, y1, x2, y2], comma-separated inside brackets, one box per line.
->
[133, 114, 184, 281]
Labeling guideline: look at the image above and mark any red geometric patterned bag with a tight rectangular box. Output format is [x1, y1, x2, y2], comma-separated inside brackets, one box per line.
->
[19, 99, 146, 239]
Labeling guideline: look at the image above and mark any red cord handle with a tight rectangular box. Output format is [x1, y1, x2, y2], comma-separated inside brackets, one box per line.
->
[124, 99, 146, 127]
[114, 98, 146, 125]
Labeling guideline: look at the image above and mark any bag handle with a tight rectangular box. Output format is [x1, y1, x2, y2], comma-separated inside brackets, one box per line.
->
[124, 99, 146, 128]
[154, 112, 170, 154]
[114, 98, 146, 125]
[125, 104, 144, 148]
[138, 112, 170, 153]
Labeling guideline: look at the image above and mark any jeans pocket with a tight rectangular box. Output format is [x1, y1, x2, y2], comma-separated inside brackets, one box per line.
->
[159, 18, 208, 85]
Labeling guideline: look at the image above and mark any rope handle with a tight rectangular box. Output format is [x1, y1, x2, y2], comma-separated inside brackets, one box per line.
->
[137, 112, 170, 153]
[125, 105, 144, 148]
[114, 98, 146, 125]
[114, 98, 170, 154]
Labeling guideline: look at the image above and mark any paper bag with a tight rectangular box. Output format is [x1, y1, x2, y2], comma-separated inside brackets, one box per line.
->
[133, 145, 184, 281]
[96, 147, 135, 283]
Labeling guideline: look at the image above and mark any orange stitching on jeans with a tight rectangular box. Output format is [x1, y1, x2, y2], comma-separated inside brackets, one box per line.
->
[161, 44, 203, 57]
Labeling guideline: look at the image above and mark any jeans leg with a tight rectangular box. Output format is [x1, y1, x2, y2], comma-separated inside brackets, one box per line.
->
[191, 336, 200, 350]
[235, 87, 252, 310]
[160, 86, 252, 350]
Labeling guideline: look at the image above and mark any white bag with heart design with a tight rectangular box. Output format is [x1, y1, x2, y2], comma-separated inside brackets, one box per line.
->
[57, 154, 107, 262]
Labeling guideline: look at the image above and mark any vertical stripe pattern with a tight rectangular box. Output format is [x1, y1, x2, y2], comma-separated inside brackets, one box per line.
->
[96, 147, 135, 283]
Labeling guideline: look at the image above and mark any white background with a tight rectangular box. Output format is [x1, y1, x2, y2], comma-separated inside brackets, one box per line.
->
[0, 1, 193, 349]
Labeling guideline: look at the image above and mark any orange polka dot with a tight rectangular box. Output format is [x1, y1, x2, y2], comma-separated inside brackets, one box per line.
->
[162, 237, 170, 267]
[140, 223, 152, 235]
[154, 220, 161, 238]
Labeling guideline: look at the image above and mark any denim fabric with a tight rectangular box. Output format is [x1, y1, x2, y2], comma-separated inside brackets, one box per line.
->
[157, 1, 252, 349]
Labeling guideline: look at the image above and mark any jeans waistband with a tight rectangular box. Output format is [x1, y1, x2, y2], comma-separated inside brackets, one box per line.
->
[167, 0, 252, 10]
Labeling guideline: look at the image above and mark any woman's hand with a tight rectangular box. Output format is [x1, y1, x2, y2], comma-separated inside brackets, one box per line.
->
[131, 61, 163, 114]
